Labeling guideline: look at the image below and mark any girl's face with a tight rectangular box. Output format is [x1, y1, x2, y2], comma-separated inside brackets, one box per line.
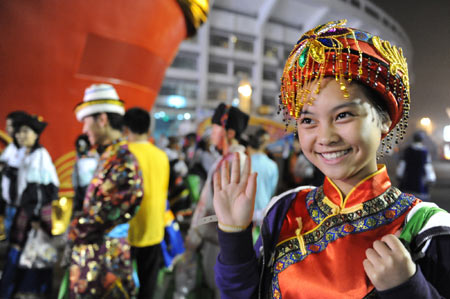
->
[211, 124, 226, 150]
[297, 79, 391, 191]
[16, 125, 38, 148]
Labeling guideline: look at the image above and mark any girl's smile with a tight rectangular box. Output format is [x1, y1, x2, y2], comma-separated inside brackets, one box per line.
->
[317, 148, 352, 163]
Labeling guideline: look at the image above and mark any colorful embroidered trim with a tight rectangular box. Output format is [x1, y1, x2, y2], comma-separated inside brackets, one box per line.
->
[270, 189, 415, 298]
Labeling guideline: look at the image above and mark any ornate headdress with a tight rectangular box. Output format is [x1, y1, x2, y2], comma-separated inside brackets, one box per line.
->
[279, 19, 410, 145]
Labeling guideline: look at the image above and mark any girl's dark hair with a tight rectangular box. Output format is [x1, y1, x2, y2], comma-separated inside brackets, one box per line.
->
[7, 111, 28, 147]
[354, 82, 391, 125]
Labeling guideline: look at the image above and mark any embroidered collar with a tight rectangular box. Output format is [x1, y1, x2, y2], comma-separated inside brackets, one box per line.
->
[322, 164, 391, 212]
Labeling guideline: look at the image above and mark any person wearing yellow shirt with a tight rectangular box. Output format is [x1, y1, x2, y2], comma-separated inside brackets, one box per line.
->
[123, 107, 170, 299]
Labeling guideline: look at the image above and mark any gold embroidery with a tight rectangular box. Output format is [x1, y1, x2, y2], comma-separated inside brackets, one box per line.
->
[295, 217, 307, 255]
[372, 36, 410, 99]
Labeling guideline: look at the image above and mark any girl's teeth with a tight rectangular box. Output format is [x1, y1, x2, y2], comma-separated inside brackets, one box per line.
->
[322, 150, 349, 160]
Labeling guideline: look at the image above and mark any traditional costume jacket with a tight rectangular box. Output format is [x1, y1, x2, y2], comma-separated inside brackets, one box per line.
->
[0, 145, 59, 298]
[13, 146, 59, 245]
[215, 166, 450, 298]
[68, 139, 143, 298]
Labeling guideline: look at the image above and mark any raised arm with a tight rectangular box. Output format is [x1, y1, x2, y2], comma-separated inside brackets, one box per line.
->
[213, 153, 260, 299]
[213, 152, 257, 231]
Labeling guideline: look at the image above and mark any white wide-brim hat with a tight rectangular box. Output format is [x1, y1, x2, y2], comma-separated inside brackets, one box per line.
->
[74, 83, 125, 121]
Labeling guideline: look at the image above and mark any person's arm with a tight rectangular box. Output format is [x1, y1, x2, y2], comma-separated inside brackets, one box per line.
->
[213, 153, 259, 298]
[68, 150, 143, 244]
[365, 233, 450, 298]
[377, 266, 445, 299]
[377, 235, 450, 298]
[215, 225, 260, 299]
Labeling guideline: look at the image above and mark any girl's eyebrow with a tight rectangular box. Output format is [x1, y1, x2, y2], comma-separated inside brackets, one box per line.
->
[331, 101, 360, 112]
[299, 110, 312, 115]
[300, 100, 361, 115]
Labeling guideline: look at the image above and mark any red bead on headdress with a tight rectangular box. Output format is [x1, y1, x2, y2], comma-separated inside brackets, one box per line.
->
[279, 19, 410, 144]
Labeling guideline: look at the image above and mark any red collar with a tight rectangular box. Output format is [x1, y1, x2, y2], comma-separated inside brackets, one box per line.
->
[323, 165, 391, 211]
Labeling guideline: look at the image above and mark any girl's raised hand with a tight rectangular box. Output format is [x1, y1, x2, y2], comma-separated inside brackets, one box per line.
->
[213, 152, 257, 231]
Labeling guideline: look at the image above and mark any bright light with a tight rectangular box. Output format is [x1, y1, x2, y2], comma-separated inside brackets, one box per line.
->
[238, 84, 252, 97]
[184, 113, 191, 120]
[154, 111, 166, 119]
[444, 144, 450, 160]
[420, 117, 431, 127]
[232, 98, 240, 106]
[177, 114, 184, 120]
[444, 125, 450, 142]
[167, 95, 186, 109]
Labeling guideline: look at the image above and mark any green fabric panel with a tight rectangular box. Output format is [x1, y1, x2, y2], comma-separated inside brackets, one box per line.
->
[399, 206, 445, 245]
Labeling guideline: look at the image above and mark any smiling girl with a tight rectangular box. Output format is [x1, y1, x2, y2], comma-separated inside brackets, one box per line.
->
[212, 20, 450, 298]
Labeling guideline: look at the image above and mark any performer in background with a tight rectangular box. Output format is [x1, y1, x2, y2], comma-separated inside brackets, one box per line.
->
[68, 83, 143, 298]
[0, 111, 28, 240]
[180, 103, 249, 299]
[0, 114, 59, 298]
[397, 130, 436, 201]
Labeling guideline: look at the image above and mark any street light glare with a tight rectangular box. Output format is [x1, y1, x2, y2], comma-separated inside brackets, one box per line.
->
[420, 117, 431, 127]
[238, 84, 252, 97]
[444, 125, 450, 142]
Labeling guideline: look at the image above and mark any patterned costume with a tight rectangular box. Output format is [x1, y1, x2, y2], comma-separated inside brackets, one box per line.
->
[68, 139, 143, 298]
[215, 167, 450, 298]
[215, 20, 450, 298]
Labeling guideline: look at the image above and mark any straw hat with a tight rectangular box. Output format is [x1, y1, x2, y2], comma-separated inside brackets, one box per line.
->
[74, 83, 125, 121]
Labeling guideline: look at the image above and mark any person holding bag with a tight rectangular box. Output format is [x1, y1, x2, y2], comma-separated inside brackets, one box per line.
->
[0, 113, 59, 298]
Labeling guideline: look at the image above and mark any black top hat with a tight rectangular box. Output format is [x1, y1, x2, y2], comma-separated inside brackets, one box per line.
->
[14, 114, 47, 136]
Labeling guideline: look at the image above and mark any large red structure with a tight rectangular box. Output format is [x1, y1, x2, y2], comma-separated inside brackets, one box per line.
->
[0, 0, 208, 198]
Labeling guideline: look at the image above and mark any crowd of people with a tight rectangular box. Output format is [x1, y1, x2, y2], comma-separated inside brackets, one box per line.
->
[0, 19, 448, 299]
[0, 83, 293, 299]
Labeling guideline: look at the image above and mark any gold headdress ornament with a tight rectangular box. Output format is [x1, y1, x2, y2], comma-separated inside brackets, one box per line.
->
[279, 19, 410, 145]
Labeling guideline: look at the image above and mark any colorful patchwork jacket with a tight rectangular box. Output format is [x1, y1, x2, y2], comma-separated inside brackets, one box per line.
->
[215, 166, 450, 298]
[68, 139, 143, 298]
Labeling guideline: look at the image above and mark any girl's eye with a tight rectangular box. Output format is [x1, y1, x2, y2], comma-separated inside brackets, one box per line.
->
[300, 117, 313, 124]
[336, 112, 353, 120]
